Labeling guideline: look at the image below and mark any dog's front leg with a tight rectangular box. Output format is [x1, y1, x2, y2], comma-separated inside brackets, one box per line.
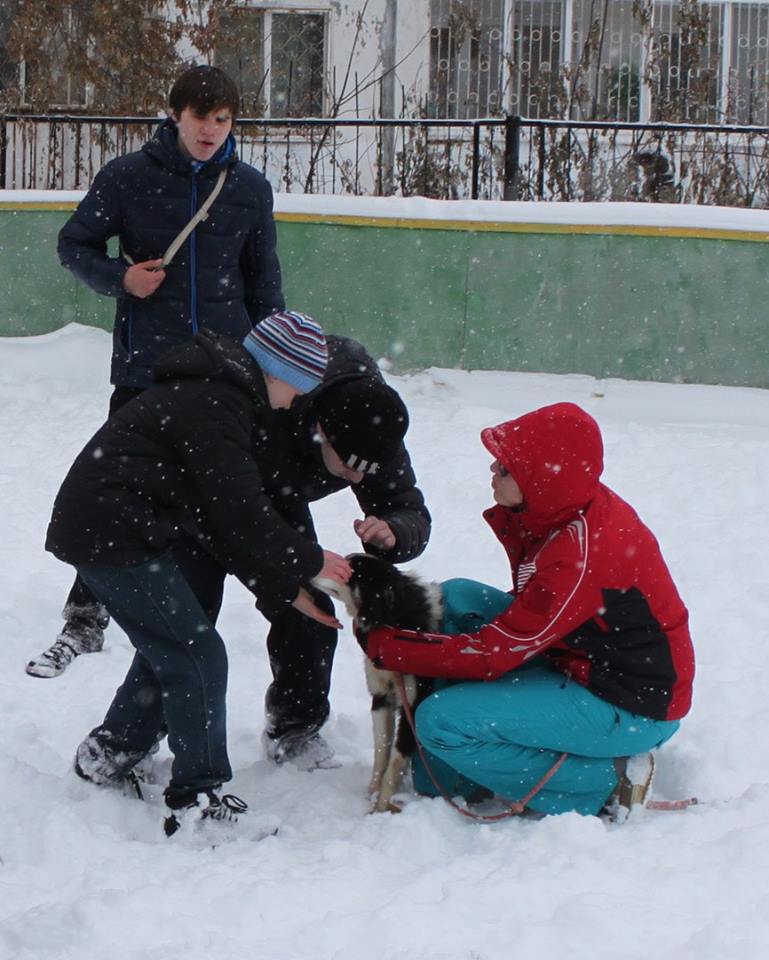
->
[373, 748, 410, 813]
[368, 690, 395, 799]
[372, 674, 418, 814]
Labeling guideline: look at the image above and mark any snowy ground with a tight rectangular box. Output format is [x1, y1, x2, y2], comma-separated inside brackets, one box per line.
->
[1, 323, 769, 960]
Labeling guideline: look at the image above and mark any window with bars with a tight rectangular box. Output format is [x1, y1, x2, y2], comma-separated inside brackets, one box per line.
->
[215, 7, 266, 115]
[569, 0, 643, 121]
[646, 1, 722, 122]
[215, 8, 326, 118]
[271, 12, 325, 116]
[509, 1, 564, 119]
[428, 0, 505, 118]
[728, 3, 769, 124]
[430, 0, 769, 124]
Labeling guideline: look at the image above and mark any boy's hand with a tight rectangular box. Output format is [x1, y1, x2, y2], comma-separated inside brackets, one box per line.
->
[123, 259, 166, 298]
[292, 587, 343, 629]
[318, 550, 352, 583]
[354, 516, 396, 551]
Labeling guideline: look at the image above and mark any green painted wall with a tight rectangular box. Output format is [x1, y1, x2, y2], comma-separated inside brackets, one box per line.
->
[1, 207, 766, 387]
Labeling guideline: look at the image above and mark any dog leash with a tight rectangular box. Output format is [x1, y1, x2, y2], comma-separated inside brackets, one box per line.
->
[395, 675, 567, 822]
[646, 797, 699, 811]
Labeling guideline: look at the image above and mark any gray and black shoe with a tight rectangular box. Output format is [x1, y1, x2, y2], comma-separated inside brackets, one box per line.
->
[262, 725, 339, 771]
[74, 729, 157, 799]
[26, 603, 109, 678]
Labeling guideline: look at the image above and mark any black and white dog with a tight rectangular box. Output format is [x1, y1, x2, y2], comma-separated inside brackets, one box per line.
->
[314, 554, 442, 812]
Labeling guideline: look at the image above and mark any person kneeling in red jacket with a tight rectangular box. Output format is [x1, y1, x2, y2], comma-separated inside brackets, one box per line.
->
[366, 402, 694, 819]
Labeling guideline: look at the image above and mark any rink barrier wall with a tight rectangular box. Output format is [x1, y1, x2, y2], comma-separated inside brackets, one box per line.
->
[1, 198, 767, 388]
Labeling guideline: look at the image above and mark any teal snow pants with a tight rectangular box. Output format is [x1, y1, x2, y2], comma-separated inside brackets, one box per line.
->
[411, 579, 680, 816]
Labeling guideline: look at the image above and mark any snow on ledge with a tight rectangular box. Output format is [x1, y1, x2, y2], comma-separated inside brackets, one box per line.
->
[3, 188, 769, 234]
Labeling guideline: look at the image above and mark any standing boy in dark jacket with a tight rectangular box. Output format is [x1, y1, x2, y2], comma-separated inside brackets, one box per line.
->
[46, 312, 351, 835]
[28, 64, 285, 678]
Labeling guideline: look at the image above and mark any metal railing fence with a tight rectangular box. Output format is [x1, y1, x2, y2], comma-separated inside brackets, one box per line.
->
[2, 113, 769, 206]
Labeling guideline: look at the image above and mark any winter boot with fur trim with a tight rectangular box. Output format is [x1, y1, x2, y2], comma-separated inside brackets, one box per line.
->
[26, 602, 109, 678]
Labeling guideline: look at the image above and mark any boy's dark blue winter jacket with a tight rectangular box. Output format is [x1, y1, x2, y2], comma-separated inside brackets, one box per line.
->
[58, 120, 285, 389]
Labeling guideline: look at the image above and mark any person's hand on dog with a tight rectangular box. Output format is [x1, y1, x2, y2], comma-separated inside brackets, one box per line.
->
[354, 516, 396, 551]
[319, 550, 352, 583]
[293, 587, 343, 629]
[123, 259, 166, 298]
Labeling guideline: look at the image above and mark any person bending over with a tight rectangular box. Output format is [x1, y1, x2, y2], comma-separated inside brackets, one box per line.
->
[175, 334, 433, 769]
[259, 335, 432, 768]
[45, 312, 350, 836]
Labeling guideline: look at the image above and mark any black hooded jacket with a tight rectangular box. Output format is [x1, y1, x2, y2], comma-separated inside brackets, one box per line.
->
[45, 331, 323, 620]
[262, 336, 431, 564]
[58, 120, 285, 389]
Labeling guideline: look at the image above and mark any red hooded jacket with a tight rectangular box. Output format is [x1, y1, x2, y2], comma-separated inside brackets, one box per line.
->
[366, 403, 694, 721]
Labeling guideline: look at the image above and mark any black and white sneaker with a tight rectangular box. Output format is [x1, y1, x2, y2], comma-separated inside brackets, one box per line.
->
[164, 789, 249, 838]
[262, 726, 339, 771]
[26, 603, 109, 678]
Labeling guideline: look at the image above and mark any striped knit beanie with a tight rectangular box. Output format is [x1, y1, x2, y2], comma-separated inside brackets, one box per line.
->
[243, 310, 328, 393]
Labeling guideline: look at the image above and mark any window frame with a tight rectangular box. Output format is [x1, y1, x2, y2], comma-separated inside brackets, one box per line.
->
[216, 4, 329, 118]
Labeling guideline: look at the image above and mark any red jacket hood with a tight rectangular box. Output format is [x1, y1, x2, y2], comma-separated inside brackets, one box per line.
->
[481, 403, 604, 536]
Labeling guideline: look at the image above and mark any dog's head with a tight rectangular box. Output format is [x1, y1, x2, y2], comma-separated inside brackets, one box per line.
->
[313, 553, 442, 641]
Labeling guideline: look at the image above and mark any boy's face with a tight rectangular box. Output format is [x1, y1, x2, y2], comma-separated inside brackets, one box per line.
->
[172, 105, 233, 162]
[265, 376, 301, 410]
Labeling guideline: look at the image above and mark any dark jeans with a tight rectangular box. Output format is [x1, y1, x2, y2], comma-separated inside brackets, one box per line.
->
[264, 595, 337, 734]
[261, 496, 337, 734]
[171, 501, 338, 736]
[151, 546, 337, 735]
[65, 386, 144, 613]
[172, 515, 338, 735]
[77, 553, 231, 795]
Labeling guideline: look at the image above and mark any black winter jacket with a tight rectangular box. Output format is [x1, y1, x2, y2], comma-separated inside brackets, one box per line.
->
[262, 336, 432, 564]
[45, 331, 323, 620]
[58, 120, 285, 389]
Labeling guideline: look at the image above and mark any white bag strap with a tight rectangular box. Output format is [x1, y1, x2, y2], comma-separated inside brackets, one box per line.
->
[123, 167, 228, 268]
